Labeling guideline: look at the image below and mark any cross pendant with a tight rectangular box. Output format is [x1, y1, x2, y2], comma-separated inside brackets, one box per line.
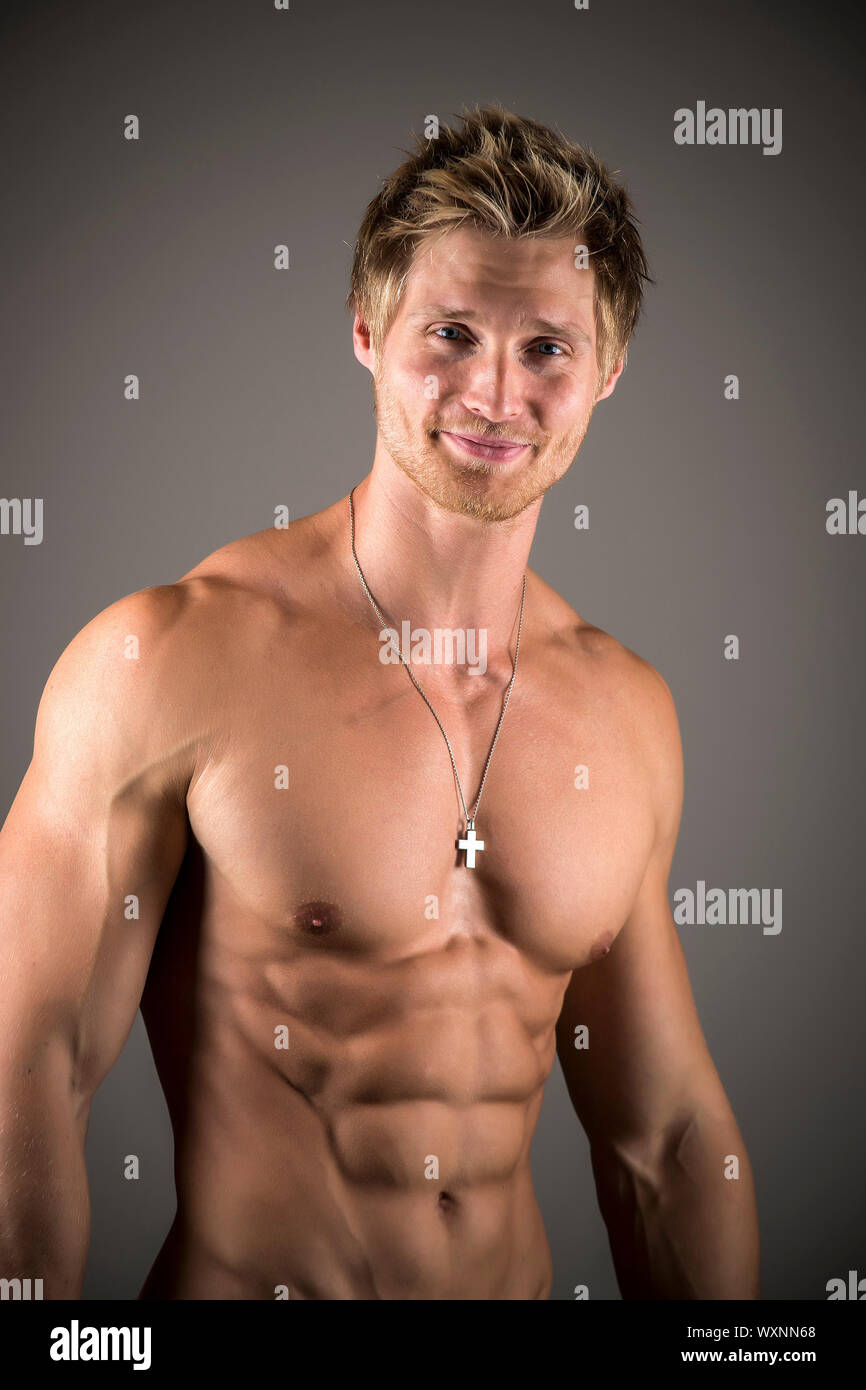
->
[457, 821, 485, 869]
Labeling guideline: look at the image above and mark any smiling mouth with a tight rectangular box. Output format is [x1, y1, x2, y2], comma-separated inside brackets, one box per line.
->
[439, 431, 531, 463]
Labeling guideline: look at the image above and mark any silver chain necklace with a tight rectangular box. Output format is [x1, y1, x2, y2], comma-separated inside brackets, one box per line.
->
[348, 486, 526, 868]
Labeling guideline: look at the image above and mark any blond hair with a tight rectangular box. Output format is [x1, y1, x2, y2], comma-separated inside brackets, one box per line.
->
[347, 104, 653, 395]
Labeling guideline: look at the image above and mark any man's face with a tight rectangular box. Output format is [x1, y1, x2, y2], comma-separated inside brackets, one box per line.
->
[354, 226, 623, 523]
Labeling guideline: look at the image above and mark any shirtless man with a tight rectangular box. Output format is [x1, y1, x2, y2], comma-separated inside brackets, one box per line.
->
[0, 106, 759, 1300]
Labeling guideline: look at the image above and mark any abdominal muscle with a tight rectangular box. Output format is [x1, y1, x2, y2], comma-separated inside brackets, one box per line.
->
[140, 1137, 552, 1301]
[139, 921, 560, 1301]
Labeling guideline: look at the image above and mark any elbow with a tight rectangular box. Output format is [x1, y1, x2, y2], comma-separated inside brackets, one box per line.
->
[589, 1103, 747, 1196]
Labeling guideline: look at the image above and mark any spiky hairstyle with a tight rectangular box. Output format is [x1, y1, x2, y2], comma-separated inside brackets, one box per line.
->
[347, 103, 652, 392]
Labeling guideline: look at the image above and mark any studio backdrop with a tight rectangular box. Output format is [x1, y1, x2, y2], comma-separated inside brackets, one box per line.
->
[1, 0, 863, 1300]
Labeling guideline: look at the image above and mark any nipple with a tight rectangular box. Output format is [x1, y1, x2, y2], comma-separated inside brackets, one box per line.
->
[294, 900, 342, 937]
[589, 931, 614, 963]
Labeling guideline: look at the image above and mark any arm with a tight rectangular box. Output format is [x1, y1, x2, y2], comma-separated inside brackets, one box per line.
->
[0, 588, 194, 1297]
[555, 663, 760, 1299]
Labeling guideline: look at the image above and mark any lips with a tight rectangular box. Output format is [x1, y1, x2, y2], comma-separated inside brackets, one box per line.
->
[451, 431, 527, 449]
[440, 431, 530, 463]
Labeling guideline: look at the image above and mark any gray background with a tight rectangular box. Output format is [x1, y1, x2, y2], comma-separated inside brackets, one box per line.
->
[1, 0, 863, 1300]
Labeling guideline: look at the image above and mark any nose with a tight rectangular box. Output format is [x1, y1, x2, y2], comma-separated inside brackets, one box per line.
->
[459, 347, 524, 424]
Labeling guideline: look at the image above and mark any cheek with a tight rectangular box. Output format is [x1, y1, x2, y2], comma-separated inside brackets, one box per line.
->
[540, 377, 592, 431]
[387, 356, 442, 409]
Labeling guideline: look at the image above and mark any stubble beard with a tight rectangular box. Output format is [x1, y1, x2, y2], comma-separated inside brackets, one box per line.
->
[371, 365, 597, 524]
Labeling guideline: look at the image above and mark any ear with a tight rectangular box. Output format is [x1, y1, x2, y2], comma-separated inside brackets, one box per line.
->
[595, 356, 625, 403]
[352, 313, 376, 374]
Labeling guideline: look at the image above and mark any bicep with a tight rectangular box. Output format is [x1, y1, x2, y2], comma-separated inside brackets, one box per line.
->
[555, 663, 729, 1158]
[0, 592, 192, 1100]
[555, 853, 728, 1159]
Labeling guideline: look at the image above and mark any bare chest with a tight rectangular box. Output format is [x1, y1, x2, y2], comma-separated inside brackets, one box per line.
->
[187, 650, 656, 973]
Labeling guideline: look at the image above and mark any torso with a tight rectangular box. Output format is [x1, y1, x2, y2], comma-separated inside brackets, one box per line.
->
[138, 499, 657, 1300]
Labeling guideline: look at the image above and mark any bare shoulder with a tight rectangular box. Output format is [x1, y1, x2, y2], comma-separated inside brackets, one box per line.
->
[582, 622, 679, 751]
[178, 507, 341, 608]
[44, 507, 343, 717]
[24, 536, 298, 813]
[17, 585, 203, 815]
[34, 519, 298, 758]
[41, 583, 201, 716]
[530, 570, 682, 775]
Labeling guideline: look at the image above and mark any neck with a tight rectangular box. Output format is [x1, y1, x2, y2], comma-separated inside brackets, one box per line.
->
[347, 461, 539, 670]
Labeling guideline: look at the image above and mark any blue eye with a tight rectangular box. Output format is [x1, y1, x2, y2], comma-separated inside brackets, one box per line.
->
[431, 327, 566, 357]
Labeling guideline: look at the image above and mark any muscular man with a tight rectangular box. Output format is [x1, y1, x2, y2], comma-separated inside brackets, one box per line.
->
[0, 105, 759, 1299]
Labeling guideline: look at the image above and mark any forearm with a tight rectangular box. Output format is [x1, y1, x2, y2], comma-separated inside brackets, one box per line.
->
[0, 1059, 91, 1298]
[591, 1108, 760, 1299]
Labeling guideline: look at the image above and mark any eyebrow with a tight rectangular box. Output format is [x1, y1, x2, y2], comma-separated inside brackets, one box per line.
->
[408, 304, 593, 343]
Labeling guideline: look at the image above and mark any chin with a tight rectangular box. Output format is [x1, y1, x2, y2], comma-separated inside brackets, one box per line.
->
[413, 453, 555, 524]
